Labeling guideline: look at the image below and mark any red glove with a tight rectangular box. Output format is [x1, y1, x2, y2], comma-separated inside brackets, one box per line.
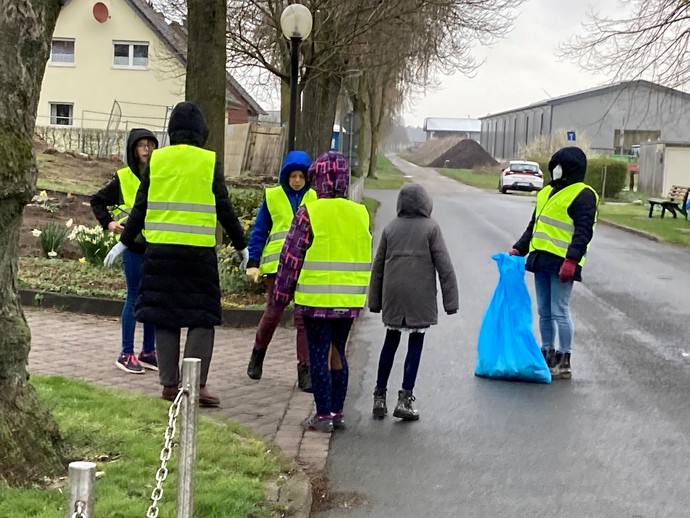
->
[509, 248, 520, 256]
[559, 259, 577, 283]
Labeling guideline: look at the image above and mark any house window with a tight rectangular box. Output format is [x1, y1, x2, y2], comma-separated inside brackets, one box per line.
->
[50, 103, 73, 126]
[50, 38, 75, 64]
[113, 42, 149, 68]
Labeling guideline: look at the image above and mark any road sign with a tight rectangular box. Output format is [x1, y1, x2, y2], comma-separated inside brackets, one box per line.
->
[567, 131, 576, 141]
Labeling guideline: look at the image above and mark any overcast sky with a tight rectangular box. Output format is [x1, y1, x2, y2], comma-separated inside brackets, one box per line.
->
[403, 0, 622, 126]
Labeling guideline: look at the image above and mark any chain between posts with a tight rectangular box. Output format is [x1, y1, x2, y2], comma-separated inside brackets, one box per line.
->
[146, 388, 187, 518]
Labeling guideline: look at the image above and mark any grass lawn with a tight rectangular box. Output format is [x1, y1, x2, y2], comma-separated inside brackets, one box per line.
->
[598, 203, 690, 246]
[363, 196, 381, 231]
[363, 155, 409, 190]
[438, 168, 500, 190]
[0, 376, 290, 518]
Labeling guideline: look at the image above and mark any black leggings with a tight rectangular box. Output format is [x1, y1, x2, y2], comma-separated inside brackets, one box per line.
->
[375, 329, 425, 392]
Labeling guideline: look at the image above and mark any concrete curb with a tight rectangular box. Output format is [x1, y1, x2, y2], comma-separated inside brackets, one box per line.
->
[597, 218, 660, 242]
[265, 469, 313, 518]
[18, 289, 294, 328]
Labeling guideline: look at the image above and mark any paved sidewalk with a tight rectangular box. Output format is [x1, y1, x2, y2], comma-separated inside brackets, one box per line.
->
[26, 309, 330, 472]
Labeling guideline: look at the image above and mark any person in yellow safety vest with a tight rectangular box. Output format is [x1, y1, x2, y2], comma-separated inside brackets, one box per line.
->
[103, 102, 249, 407]
[273, 151, 373, 433]
[90, 128, 159, 374]
[510, 147, 598, 380]
[245, 150, 316, 391]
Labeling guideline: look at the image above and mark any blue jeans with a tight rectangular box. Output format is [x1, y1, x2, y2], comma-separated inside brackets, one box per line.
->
[534, 271, 574, 354]
[122, 250, 155, 355]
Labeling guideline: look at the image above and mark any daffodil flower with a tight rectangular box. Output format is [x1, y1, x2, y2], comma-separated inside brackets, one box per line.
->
[39, 190, 47, 197]
[48, 250, 57, 258]
[66, 218, 73, 227]
[32, 229, 42, 237]
[78, 257, 86, 264]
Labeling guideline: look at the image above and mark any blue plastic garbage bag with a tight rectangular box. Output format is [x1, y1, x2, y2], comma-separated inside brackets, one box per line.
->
[474, 253, 551, 383]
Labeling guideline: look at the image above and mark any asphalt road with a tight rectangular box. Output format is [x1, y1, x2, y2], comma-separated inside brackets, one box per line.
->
[316, 156, 690, 518]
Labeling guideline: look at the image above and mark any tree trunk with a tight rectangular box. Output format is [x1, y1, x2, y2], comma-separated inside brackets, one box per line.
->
[0, 0, 64, 487]
[367, 77, 389, 179]
[355, 76, 372, 178]
[186, 0, 227, 158]
[298, 72, 340, 159]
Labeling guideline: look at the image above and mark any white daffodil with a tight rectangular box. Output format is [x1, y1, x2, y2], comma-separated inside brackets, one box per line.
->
[47, 250, 57, 258]
[66, 218, 73, 227]
[32, 229, 42, 237]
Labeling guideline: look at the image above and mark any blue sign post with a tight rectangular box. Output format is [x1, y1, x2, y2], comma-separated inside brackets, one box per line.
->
[567, 131, 576, 142]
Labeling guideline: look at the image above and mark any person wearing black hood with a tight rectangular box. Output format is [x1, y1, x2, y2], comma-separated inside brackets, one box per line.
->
[91, 128, 159, 374]
[510, 146, 598, 380]
[103, 102, 249, 406]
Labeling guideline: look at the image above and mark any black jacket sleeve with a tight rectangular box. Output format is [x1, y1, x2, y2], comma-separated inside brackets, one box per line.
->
[513, 210, 536, 255]
[120, 164, 150, 248]
[566, 188, 598, 262]
[90, 176, 121, 229]
[213, 160, 247, 251]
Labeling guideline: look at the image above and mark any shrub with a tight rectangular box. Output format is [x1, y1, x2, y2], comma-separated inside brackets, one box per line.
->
[229, 188, 264, 221]
[525, 156, 627, 198]
[33, 220, 71, 258]
[69, 224, 119, 266]
[217, 245, 266, 297]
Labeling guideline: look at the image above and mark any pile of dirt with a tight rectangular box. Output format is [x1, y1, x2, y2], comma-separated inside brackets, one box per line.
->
[402, 136, 463, 165]
[429, 139, 497, 169]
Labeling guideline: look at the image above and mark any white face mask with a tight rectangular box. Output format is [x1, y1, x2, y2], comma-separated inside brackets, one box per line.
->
[552, 164, 563, 180]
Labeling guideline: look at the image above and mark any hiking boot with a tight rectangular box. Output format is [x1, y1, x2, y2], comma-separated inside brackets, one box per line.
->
[541, 348, 556, 368]
[115, 353, 145, 374]
[199, 385, 220, 407]
[301, 414, 334, 433]
[161, 385, 179, 402]
[372, 388, 387, 419]
[550, 352, 572, 380]
[247, 348, 266, 380]
[332, 413, 346, 430]
[297, 363, 312, 393]
[393, 390, 419, 421]
[138, 351, 159, 371]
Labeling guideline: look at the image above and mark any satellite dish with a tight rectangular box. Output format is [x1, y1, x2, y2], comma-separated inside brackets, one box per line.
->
[93, 2, 109, 23]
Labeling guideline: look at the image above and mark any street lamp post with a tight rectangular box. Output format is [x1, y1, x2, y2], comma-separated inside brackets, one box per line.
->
[280, 4, 313, 151]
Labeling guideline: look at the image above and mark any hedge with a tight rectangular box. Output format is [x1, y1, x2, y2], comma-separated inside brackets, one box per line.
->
[526, 156, 627, 198]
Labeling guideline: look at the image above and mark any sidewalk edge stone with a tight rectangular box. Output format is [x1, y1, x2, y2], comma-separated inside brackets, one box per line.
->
[265, 469, 312, 518]
[19, 289, 294, 328]
[598, 218, 660, 242]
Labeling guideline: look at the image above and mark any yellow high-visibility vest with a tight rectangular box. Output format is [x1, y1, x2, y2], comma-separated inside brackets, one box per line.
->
[530, 182, 598, 266]
[143, 145, 217, 247]
[295, 198, 372, 308]
[260, 186, 317, 275]
[111, 167, 140, 223]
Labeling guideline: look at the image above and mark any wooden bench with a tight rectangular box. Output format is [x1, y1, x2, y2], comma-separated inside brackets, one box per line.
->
[648, 185, 689, 218]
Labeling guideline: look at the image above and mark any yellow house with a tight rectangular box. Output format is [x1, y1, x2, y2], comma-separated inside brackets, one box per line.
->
[37, 0, 263, 133]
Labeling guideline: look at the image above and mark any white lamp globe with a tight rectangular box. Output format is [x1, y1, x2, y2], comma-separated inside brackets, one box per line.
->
[280, 4, 313, 40]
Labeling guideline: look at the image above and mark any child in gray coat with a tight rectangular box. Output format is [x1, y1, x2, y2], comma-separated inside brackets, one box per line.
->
[368, 183, 458, 420]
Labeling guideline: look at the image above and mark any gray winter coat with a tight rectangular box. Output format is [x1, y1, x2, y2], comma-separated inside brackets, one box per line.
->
[368, 183, 459, 328]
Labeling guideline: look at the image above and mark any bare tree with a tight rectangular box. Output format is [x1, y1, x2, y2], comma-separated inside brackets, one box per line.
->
[0, 0, 64, 486]
[563, 1, 690, 88]
[186, 0, 227, 157]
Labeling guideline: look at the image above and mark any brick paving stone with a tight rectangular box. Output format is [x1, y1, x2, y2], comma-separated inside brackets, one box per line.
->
[25, 308, 332, 473]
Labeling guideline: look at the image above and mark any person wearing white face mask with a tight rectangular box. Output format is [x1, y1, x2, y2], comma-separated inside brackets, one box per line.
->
[509, 147, 598, 380]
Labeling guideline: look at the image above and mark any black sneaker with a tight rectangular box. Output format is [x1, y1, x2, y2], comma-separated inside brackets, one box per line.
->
[138, 351, 158, 371]
[333, 413, 346, 430]
[247, 348, 266, 380]
[297, 363, 312, 393]
[541, 348, 556, 368]
[115, 353, 145, 374]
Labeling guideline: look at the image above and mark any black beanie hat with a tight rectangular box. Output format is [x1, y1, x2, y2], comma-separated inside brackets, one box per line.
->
[168, 101, 209, 147]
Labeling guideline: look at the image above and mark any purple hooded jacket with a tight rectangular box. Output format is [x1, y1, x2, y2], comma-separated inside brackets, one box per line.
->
[273, 151, 363, 318]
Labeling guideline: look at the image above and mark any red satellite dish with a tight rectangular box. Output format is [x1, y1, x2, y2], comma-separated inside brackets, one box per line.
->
[93, 2, 109, 23]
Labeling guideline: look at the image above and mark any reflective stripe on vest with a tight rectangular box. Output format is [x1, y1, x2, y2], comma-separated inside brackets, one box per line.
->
[294, 198, 372, 308]
[529, 182, 598, 266]
[112, 167, 140, 223]
[259, 186, 317, 275]
[143, 145, 217, 247]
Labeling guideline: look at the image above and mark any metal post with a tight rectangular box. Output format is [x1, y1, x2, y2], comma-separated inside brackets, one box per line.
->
[66, 461, 96, 518]
[601, 165, 608, 204]
[176, 358, 201, 518]
[287, 36, 301, 152]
